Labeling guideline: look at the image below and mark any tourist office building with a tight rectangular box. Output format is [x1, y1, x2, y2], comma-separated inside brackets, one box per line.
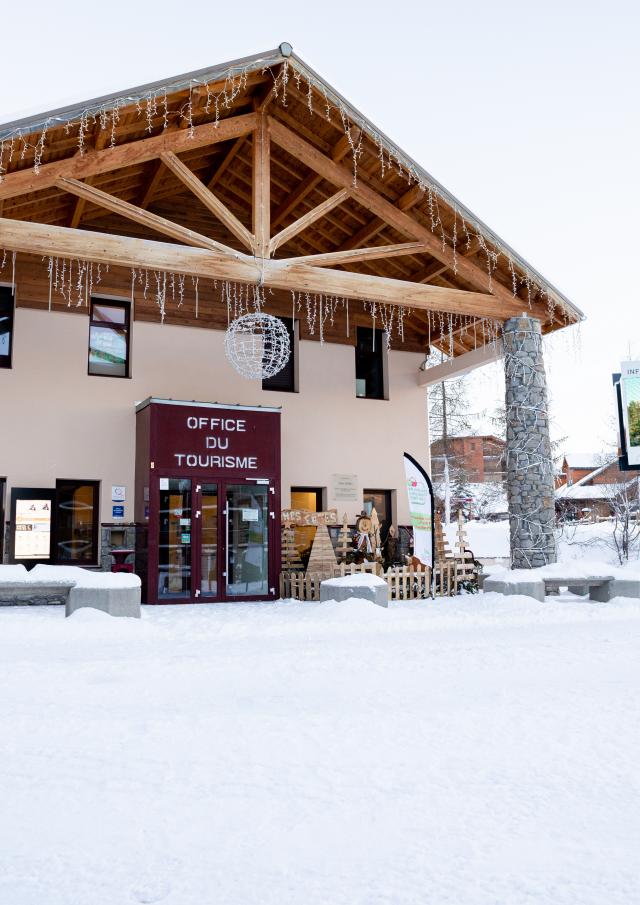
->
[0, 45, 582, 602]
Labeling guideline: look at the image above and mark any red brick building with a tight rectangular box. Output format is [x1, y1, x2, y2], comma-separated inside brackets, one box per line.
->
[430, 435, 505, 483]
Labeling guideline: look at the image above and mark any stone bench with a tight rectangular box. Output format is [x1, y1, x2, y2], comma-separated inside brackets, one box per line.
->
[320, 574, 389, 608]
[544, 577, 614, 599]
[0, 576, 141, 617]
[66, 585, 141, 618]
[482, 573, 634, 602]
[0, 580, 76, 607]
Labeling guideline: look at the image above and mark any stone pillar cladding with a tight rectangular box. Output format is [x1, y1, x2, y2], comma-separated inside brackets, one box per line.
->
[503, 316, 557, 568]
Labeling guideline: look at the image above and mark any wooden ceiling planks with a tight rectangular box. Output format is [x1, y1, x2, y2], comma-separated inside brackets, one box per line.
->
[0, 57, 578, 357]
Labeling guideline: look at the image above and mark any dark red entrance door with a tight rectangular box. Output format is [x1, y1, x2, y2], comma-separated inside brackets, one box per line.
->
[155, 475, 275, 603]
[136, 399, 281, 604]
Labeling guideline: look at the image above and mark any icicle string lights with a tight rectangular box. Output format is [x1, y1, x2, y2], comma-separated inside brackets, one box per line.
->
[7, 252, 515, 360]
[0, 53, 574, 325]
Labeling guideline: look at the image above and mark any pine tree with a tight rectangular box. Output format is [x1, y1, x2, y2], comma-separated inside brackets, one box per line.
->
[281, 525, 304, 572]
[335, 513, 352, 563]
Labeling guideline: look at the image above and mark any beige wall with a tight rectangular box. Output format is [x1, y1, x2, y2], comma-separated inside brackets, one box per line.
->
[1, 307, 428, 537]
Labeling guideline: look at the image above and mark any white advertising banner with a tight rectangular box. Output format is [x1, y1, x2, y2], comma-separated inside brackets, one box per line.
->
[620, 361, 640, 466]
[14, 499, 52, 560]
[403, 453, 434, 568]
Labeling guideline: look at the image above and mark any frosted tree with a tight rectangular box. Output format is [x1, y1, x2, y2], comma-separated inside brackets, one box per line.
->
[427, 351, 474, 525]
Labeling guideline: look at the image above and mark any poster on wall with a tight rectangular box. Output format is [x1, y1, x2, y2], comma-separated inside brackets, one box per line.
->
[14, 499, 52, 560]
[619, 361, 640, 467]
[112, 485, 126, 503]
[331, 473, 359, 502]
[403, 452, 434, 569]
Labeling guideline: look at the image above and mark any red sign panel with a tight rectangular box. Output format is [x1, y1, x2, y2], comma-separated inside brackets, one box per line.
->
[150, 401, 280, 477]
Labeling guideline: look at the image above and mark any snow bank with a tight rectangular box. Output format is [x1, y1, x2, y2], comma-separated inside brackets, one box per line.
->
[30, 564, 141, 589]
[0, 564, 141, 588]
[2, 596, 640, 904]
[444, 518, 640, 570]
[490, 559, 640, 583]
[444, 519, 510, 557]
[0, 564, 29, 581]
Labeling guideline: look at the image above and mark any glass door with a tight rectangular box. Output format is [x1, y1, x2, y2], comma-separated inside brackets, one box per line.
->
[199, 483, 218, 599]
[158, 478, 192, 600]
[225, 484, 270, 597]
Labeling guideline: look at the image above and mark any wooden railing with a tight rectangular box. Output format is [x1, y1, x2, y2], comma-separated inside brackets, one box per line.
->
[280, 561, 476, 602]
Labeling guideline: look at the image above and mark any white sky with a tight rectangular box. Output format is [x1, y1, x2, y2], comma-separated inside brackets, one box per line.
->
[2, 0, 638, 454]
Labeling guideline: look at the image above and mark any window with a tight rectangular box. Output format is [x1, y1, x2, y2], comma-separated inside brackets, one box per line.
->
[0, 286, 15, 369]
[55, 480, 100, 565]
[355, 326, 387, 399]
[262, 316, 297, 392]
[363, 489, 394, 541]
[291, 487, 325, 564]
[88, 298, 131, 377]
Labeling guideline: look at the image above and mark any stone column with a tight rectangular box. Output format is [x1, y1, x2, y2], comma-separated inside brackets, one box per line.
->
[503, 316, 557, 568]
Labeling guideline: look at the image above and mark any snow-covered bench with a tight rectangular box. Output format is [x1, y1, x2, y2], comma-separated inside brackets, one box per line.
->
[0, 565, 141, 617]
[320, 573, 389, 608]
[0, 566, 76, 606]
[483, 567, 615, 602]
[543, 576, 614, 599]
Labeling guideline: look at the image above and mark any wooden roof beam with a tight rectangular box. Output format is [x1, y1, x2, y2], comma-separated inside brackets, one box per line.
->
[337, 183, 424, 252]
[160, 150, 254, 252]
[253, 115, 270, 258]
[1, 216, 532, 320]
[269, 188, 349, 255]
[267, 116, 546, 316]
[139, 160, 167, 209]
[0, 112, 258, 202]
[270, 128, 357, 230]
[279, 241, 428, 268]
[54, 177, 250, 259]
[206, 136, 246, 190]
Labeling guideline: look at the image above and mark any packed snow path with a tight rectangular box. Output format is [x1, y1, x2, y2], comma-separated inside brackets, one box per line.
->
[1, 594, 640, 905]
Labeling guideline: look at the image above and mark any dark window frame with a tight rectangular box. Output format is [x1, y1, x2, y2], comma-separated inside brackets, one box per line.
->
[262, 316, 298, 393]
[0, 285, 15, 370]
[355, 326, 388, 400]
[290, 486, 325, 512]
[0, 477, 5, 562]
[363, 488, 394, 541]
[88, 297, 131, 379]
[54, 479, 101, 567]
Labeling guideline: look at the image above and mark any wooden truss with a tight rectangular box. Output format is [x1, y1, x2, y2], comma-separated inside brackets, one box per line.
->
[0, 107, 553, 329]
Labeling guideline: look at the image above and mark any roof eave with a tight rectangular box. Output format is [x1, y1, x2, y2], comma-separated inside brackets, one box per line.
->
[0, 42, 583, 322]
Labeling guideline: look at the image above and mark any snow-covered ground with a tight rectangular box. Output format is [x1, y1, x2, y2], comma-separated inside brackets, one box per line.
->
[445, 518, 639, 565]
[2, 594, 640, 905]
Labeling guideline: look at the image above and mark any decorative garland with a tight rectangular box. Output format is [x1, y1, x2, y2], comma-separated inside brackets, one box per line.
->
[0, 250, 518, 357]
[0, 55, 576, 323]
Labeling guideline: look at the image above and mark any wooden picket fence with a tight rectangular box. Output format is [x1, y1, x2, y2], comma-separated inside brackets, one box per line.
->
[279, 560, 476, 602]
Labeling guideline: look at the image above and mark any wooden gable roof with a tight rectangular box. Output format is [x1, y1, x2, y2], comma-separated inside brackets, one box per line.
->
[0, 45, 583, 357]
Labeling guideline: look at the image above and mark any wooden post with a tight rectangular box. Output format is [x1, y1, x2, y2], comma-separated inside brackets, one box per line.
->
[253, 114, 270, 260]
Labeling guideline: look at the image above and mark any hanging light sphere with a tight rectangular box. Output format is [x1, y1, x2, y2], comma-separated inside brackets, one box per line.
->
[224, 312, 291, 380]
